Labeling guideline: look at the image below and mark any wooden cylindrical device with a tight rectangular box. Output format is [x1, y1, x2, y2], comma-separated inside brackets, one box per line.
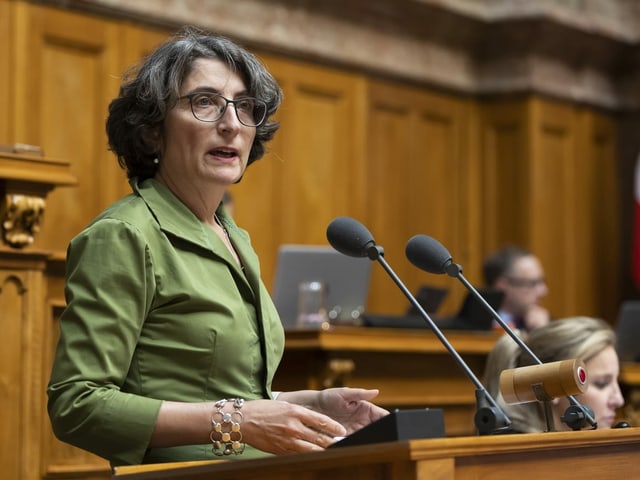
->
[500, 358, 588, 404]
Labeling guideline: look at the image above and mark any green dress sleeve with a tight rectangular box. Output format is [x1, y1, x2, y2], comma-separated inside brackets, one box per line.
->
[47, 218, 162, 466]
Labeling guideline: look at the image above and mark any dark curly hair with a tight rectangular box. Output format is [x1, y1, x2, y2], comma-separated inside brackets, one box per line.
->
[106, 26, 283, 180]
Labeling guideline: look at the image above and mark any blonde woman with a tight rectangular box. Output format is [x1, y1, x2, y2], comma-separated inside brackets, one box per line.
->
[484, 317, 624, 432]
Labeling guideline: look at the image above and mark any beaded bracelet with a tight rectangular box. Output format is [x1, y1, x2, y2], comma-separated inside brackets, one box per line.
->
[210, 398, 245, 456]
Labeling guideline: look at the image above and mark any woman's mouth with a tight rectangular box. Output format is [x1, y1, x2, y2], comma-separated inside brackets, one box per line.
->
[210, 148, 237, 158]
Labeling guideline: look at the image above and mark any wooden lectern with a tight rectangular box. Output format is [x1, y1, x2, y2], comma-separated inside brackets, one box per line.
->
[113, 427, 640, 480]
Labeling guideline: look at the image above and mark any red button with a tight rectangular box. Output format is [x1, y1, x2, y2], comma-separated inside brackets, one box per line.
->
[577, 366, 587, 384]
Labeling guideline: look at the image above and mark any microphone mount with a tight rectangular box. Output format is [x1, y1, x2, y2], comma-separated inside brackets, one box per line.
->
[561, 404, 596, 431]
[366, 244, 383, 261]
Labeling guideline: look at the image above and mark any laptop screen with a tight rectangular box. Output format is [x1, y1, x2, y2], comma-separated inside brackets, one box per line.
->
[271, 244, 372, 328]
[454, 288, 505, 330]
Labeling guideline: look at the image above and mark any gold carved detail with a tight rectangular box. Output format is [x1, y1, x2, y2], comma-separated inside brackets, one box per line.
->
[1, 194, 46, 248]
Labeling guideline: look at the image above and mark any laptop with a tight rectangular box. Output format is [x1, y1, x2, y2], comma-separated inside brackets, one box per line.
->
[271, 244, 372, 328]
[615, 300, 640, 362]
[406, 285, 449, 315]
[437, 288, 505, 330]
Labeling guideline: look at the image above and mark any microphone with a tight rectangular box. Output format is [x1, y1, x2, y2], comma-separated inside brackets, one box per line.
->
[405, 234, 597, 431]
[326, 216, 378, 259]
[327, 216, 511, 435]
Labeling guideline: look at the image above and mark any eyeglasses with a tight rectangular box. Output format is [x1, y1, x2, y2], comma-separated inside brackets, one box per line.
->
[179, 92, 267, 127]
[505, 277, 546, 289]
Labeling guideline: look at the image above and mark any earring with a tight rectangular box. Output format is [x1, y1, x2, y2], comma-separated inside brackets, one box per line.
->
[153, 157, 159, 164]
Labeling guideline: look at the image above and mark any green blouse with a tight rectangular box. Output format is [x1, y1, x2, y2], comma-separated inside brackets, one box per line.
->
[47, 178, 285, 466]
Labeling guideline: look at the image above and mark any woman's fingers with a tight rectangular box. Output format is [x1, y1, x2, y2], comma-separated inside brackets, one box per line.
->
[306, 413, 347, 437]
[241, 400, 346, 454]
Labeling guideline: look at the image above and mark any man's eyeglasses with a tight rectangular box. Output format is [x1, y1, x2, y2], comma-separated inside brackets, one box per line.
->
[179, 92, 267, 127]
[505, 277, 546, 289]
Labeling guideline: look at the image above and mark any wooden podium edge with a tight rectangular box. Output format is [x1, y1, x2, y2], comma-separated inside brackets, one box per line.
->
[114, 459, 224, 476]
[112, 427, 640, 478]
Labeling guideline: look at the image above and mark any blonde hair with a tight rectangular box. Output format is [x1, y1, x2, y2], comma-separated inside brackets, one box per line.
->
[483, 316, 616, 433]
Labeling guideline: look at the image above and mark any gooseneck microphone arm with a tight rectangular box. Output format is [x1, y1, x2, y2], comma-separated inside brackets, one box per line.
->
[371, 248, 511, 435]
[405, 234, 597, 431]
[327, 217, 511, 435]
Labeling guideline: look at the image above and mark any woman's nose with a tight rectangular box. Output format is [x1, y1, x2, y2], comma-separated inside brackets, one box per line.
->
[611, 383, 625, 408]
[217, 104, 241, 131]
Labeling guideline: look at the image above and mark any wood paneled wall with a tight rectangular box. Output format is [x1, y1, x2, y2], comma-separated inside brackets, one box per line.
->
[5, 1, 623, 321]
[0, 252, 49, 480]
[0, 1, 626, 478]
[363, 80, 475, 314]
[0, 0, 11, 143]
[480, 98, 620, 320]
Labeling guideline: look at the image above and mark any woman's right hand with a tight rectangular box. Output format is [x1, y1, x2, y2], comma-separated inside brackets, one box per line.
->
[241, 399, 347, 454]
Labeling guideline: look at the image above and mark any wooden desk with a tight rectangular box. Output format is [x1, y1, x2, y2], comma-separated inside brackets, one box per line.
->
[273, 326, 502, 436]
[113, 427, 640, 480]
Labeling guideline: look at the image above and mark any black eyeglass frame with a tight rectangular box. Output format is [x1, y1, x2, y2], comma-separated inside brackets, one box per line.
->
[179, 92, 268, 127]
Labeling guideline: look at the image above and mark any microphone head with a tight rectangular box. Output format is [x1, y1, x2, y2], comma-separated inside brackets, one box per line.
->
[405, 234, 453, 275]
[326, 216, 376, 258]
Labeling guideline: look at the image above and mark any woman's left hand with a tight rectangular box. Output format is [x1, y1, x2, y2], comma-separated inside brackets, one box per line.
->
[316, 388, 389, 434]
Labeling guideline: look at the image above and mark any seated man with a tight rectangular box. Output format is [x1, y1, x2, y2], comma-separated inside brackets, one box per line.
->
[482, 246, 551, 331]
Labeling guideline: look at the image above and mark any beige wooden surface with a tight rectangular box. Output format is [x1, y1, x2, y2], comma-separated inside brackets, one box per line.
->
[112, 428, 640, 480]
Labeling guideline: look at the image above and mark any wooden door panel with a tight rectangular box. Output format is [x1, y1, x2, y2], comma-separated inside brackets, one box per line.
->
[367, 81, 470, 315]
[531, 99, 577, 318]
[0, 0, 12, 144]
[0, 271, 25, 480]
[13, 4, 121, 254]
[479, 100, 530, 250]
